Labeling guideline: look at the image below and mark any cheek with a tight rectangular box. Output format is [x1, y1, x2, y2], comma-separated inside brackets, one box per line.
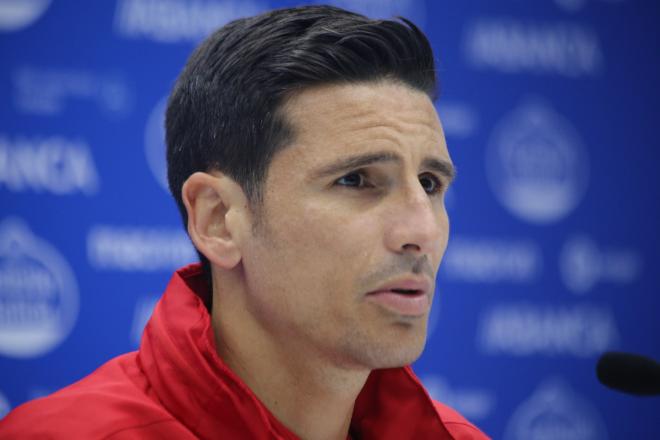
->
[300, 203, 380, 263]
[435, 206, 450, 263]
[248, 205, 350, 285]
[243, 207, 372, 334]
[274, 198, 372, 249]
[261, 204, 379, 299]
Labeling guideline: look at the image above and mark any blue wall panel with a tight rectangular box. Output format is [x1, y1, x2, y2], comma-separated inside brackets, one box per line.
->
[1, 1, 659, 437]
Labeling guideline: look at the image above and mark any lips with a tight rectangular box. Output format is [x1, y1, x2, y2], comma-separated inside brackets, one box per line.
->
[366, 278, 432, 316]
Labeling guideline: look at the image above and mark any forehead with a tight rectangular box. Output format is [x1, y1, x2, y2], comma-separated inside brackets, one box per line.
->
[278, 81, 448, 167]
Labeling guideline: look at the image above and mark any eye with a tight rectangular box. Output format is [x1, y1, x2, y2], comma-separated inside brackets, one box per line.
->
[419, 173, 442, 195]
[335, 171, 368, 188]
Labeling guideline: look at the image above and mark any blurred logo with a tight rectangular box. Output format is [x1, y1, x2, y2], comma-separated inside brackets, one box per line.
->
[87, 225, 197, 271]
[0, 390, 10, 419]
[114, 0, 267, 43]
[504, 378, 608, 440]
[478, 303, 619, 357]
[0, 218, 79, 358]
[463, 19, 603, 77]
[560, 235, 642, 294]
[323, 0, 426, 26]
[0, 0, 51, 32]
[0, 134, 99, 195]
[12, 67, 132, 117]
[486, 99, 589, 224]
[554, 0, 625, 13]
[144, 96, 168, 192]
[442, 236, 542, 283]
[422, 375, 496, 421]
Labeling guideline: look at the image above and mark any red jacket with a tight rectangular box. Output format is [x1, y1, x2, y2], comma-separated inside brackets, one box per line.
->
[0, 264, 489, 439]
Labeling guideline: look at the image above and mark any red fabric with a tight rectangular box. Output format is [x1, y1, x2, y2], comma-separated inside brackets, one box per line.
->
[0, 264, 489, 439]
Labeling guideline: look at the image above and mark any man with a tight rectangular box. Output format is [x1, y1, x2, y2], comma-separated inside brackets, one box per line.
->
[1, 5, 488, 439]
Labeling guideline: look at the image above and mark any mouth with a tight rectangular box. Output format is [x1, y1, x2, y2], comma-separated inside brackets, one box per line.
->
[390, 288, 423, 295]
[366, 280, 432, 317]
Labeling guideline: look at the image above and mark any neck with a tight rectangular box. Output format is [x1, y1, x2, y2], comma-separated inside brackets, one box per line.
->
[211, 269, 369, 440]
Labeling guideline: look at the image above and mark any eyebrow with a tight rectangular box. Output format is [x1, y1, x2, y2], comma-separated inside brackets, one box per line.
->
[311, 151, 456, 182]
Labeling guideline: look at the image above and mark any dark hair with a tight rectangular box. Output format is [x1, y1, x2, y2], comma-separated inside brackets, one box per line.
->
[166, 4, 437, 281]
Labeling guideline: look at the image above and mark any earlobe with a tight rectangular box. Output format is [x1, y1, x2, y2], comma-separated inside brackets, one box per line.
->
[182, 172, 246, 270]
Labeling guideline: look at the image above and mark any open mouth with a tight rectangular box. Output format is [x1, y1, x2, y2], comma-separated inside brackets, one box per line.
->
[366, 288, 430, 316]
[390, 289, 422, 296]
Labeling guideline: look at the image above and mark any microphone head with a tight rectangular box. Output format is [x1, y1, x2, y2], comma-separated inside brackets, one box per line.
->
[596, 351, 660, 396]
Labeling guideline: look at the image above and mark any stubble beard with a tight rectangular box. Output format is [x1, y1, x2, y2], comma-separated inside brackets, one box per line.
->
[334, 317, 430, 371]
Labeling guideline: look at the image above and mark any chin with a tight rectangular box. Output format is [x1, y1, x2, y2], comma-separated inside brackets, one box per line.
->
[376, 343, 426, 369]
[354, 330, 428, 369]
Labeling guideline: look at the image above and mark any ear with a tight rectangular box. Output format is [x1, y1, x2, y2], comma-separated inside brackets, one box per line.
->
[181, 171, 250, 270]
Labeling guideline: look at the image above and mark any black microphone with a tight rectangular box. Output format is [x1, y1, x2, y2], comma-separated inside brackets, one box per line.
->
[596, 351, 660, 396]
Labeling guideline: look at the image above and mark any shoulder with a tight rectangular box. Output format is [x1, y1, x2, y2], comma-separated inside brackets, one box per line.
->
[0, 353, 194, 439]
[432, 400, 491, 440]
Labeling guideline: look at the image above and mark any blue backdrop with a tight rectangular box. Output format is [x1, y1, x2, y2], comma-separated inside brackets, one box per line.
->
[1, 1, 659, 438]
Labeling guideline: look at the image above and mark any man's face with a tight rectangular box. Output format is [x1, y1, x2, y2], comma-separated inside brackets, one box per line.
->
[240, 81, 453, 370]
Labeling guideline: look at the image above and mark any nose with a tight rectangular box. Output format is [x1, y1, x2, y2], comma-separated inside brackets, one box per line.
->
[383, 183, 447, 257]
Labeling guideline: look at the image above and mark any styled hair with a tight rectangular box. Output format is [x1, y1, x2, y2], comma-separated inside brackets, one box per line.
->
[166, 5, 437, 279]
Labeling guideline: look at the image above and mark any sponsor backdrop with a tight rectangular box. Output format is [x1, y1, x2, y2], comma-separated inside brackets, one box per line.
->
[1, 0, 659, 437]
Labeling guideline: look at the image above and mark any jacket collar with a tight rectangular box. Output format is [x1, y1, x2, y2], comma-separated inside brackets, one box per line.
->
[138, 264, 452, 439]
